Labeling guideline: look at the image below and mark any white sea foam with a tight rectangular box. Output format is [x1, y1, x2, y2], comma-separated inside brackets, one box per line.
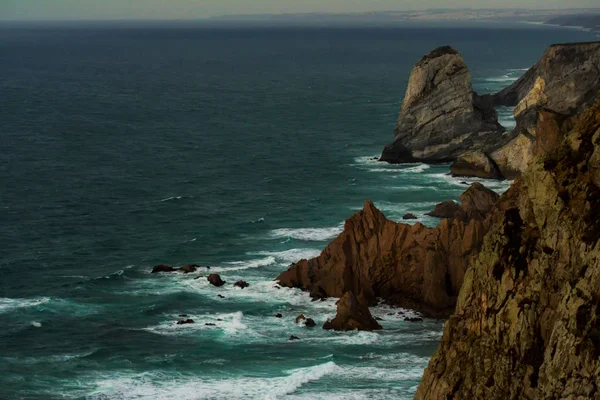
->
[270, 225, 343, 242]
[31, 321, 42, 328]
[212, 256, 277, 272]
[158, 196, 184, 202]
[0, 297, 51, 314]
[143, 311, 248, 337]
[249, 248, 321, 264]
[398, 164, 430, 173]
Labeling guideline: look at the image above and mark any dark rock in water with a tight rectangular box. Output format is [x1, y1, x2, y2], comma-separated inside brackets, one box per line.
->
[204, 323, 216, 326]
[323, 292, 382, 331]
[217, 319, 223, 321]
[371, 157, 379, 160]
[194, 275, 204, 280]
[450, 150, 503, 179]
[178, 264, 199, 274]
[274, 285, 281, 289]
[295, 314, 306, 324]
[402, 213, 418, 220]
[207, 274, 226, 287]
[380, 46, 505, 164]
[375, 317, 383, 321]
[217, 295, 225, 299]
[176, 319, 195, 325]
[274, 313, 283, 318]
[304, 318, 316, 328]
[178, 314, 188, 318]
[460, 181, 469, 185]
[234, 280, 249, 289]
[426, 200, 461, 219]
[289, 335, 300, 341]
[151, 264, 176, 273]
[404, 317, 423, 322]
[309, 286, 328, 301]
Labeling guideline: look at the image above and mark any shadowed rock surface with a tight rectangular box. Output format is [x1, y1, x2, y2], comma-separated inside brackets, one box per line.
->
[380, 46, 505, 163]
[151, 264, 176, 273]
[277, 183, 500, 317]
[207, 274, 226, 287]
[450, 150, 503, 179]
[322, 292, 382, 331]
[415, 98, 600, 399]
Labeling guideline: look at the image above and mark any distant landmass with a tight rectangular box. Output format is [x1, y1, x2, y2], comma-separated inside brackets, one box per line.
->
[212, 8, 600, 26]
[545, 14, 600, 31]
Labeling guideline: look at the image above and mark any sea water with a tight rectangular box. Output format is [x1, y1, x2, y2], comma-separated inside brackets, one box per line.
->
[0, 22, 596, 399]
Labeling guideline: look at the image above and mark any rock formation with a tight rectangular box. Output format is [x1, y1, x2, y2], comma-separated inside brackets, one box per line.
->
[380, 46, 506, 163]
[207, 274, 226, 287]
[415, 97, 600, 399]
[178, 264, 199, 274]
[450, 150, 503, 179]
[323, 291, 382, 331]
[151, 264, 176, 273]
[277, 183, 500, 317]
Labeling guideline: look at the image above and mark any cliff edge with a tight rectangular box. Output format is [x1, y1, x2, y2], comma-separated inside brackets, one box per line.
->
[415, 97, 600, 399]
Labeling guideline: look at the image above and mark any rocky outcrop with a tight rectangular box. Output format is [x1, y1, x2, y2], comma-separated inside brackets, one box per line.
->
[427, 183, 499, 222]
[277, 183, 500, 317]
[380, 46, 506, 163]
[151, 264, 176, 273]
[207, 274, 226, 287]
[426, 200, 461, 219]
[178, 264, 199, 274]
[415, 98, 600, 399]
[323, 292, 382, 331]
[450, 150, 503, 179]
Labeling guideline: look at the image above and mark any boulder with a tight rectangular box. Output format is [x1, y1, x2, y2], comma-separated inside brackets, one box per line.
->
[178, 264, 199, 274]
[426, 200, 461, 219]
[176, 319, 195, 325]
[404, 317, 423, 322]
[234, 280, 249, 289]
[402, 213, 418, 220]
[304, 318, 316, 328]
[323, 292, 382, 331]
[380, 46, 505, 163]
[450, 150, 503, 179]
[151, 264, 176, 273]
[207, 274, 226, 287]
[295, 314, 306, 324]
[289, 335, 300, 341]
[217, 294, 225, 299]
[274, 313, 283, 318]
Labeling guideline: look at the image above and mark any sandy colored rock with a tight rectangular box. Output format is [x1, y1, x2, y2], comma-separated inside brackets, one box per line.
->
[415, 98, 600, 399]
[450, 150, 503, 179]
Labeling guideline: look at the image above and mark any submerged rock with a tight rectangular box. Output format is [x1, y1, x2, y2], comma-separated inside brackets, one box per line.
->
[233, 280, 249, 289]
[151, 264, 176, 273]
[207, 274, 226, 287]
[323, 292, 382, 331]
[176, 319, 195, 325]
[415, 98, 600, 399]
[402, 213, 418, 220]
[288, 335, 300, 341]
[295, 314, 306, 324]
[178, 264, 199, 274]
[380, 46, 505, 163]
[304, 318, 316, 328]
[274, 313, 283, 318]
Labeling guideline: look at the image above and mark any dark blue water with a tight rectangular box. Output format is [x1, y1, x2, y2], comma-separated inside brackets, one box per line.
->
[0, 23, 596, 399]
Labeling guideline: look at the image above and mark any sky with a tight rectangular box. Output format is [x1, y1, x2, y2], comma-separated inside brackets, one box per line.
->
[1, 0, 599, 21]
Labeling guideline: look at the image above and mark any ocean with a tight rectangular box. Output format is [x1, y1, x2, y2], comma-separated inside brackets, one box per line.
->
[0, 22, 596, 399]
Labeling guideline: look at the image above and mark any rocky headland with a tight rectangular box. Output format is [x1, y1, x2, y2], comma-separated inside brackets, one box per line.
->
[381, 41, 600, 180]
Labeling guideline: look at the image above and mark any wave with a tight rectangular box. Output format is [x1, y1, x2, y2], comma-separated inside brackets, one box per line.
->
[427, 172, 513, 194]
[270, 226, 343, 242]
[249, 248, 321, 264]
[398, 164, 430, 173]
[158, 196, 184, 202]
[0, 297, 51, 314]
[143, 311, 248, 337]
[213, 256, 278, 272]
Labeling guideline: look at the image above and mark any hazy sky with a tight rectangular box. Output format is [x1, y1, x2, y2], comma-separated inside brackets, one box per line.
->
[2, 0, 598, 20]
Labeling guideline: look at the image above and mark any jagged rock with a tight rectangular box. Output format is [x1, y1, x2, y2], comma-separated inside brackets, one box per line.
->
[323, 292, 382, 331]
[151, 264, 176, 273]
[458, 182, 500, 221]
[207, 274, 226, 287]
[304, 318, 316, 328]
[309, 286, 328, 301]
[380, 46, 505, 163]
[295, 314, 306, 324]
[289, 335, 300, 341]
[178, 264, 199, 274]
[176, 319, 195, 325]
[234, 280, 249, 289]
[450, 150, 503, 179]
[402, 213, 418, 220]
[415, 98, 600, 399]
[277, 191, 497, 317]
[426, 200, 461, 219]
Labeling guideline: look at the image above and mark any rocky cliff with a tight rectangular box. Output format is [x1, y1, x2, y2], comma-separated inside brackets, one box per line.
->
[276, 183, 500, 317]
[379, 46, 506, 163]
[415, 97, 600, 399]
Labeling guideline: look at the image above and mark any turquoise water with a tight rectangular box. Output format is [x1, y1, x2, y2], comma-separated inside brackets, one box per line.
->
[0, 23, 596, 399]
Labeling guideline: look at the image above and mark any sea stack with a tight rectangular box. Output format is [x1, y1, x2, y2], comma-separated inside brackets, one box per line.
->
[380, 46, 505, 163]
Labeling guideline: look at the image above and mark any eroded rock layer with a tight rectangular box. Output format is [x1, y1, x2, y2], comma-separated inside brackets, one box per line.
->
[276, 183, 500, 318]
[415, 98, 600, 399]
